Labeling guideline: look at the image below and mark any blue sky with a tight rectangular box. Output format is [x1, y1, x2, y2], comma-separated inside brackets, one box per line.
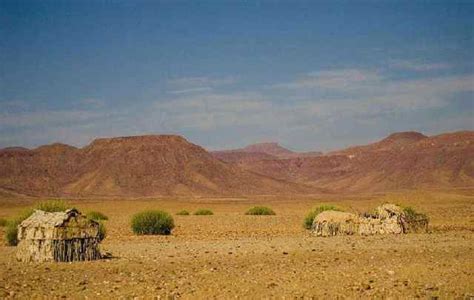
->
[1, 1, 473, 151]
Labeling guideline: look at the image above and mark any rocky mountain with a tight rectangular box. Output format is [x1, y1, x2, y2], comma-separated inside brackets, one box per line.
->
[1, 131, 472, 197]
[328, 131, 428, 155]
[211, 142, 322, 160]
[218, 131, 474, 192]
[0, 135, 312, 197]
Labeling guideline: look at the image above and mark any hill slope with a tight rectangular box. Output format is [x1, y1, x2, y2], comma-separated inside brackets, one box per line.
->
[212, 142, 322, 160]
[0, 135, 311, 197]
[1, 131, 472, 196]
[220, 131, 474, 192]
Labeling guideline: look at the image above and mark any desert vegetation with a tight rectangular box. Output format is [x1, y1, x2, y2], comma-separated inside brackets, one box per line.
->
[402, 206, 428, 222]
[131, 210, 175, 235]
[85, 211, 108, 241]
[303, 204, 342, 229]
[245, 206, 276, 215]
[5, 223, 19, 246]
[87, 211, 109, 221]
[34, 200, 69, 212]
[4, 200, 73, 246]
[0, 218, 7, 227]
[97, 221, 107, 241]
[194, 209, 214, 215]
[176, 210, 190, 215]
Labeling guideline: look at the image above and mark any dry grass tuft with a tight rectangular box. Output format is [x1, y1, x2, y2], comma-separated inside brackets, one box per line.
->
[194, 209, 214, 216]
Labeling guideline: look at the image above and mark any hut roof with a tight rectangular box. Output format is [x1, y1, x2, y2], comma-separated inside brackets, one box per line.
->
[20, 209, 80, 228]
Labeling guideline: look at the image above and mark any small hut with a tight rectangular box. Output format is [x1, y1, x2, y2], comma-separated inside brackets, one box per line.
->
[312, 204, 428, 237]
[16, 209, 102, 262]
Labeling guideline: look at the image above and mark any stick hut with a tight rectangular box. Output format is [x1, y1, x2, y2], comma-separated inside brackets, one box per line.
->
[16, 209, 102, 262]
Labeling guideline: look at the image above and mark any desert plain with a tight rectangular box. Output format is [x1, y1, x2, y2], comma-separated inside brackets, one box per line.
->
[0, 190, 473, 299]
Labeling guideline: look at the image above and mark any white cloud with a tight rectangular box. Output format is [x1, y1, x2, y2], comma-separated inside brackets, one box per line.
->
[154, 93, 272, 130]
[0, 108, 124, 129]
[152, 69, 474, 134]
[1, 68, 472, 150]
[167, 76, 237, 94]
[167, 87, 213, 94]
[0, 100, 30, 110]
[271, 69, 382, 90]
[80, 98, 105, 108]
[389, 59, 451, 71]
[168, 76, 236, 87]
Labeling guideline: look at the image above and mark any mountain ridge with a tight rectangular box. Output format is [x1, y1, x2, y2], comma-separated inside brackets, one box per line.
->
[221, 131, 474, 192]
[0, 135, 314, 197]
[211, 142, 323, 160]
[0, 130, 472, 197]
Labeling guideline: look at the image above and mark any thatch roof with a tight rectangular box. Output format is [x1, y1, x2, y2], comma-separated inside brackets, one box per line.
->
[18, 208, 99, 241]
[20, 209, 81, 228]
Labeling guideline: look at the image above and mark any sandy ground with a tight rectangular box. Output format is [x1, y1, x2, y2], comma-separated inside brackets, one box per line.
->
[0, 190, 473, 299]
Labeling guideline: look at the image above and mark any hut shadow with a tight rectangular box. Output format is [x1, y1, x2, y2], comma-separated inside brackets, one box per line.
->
[101, 251, 120, 260]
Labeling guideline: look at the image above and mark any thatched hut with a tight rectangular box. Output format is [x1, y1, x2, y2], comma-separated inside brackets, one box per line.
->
[312, 211, 360, 236]
[16, 209, 102, 262]
[312, 204, 428, 237]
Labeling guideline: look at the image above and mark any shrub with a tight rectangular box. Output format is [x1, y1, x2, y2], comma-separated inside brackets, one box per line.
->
[97, 221, 107, 241]
[194, 209, 214, 216]
[131, 210, 175, 235]
[403, 206, 429, 222]
[34, 200, 68, 212]
[176, 210, 190, 216]
[245, 206, 276, 215]
[5, 200, 72, 246]
[87, 211, 109, 221]
[5, 208, 35, 246]
[0, 218, 7, 227]
[303, 205, 342, 229]
[5, 223, 19, 246]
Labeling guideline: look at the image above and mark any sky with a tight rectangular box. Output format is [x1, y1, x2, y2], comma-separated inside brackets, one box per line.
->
[0, 1, 473, 152]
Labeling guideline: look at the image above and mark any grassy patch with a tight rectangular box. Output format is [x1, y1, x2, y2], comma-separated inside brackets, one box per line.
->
[0, 218, 7, 227]
[5, 200, 73, 246]
[194, 209, 214, 216]
[5, 223, 19, 246]
[303, 205, 342, 229]
[86, 211, 108, 241]
[176, 210, 190, 216]
[131, 210, 175, 235]
[245, 206, 276, 215]
[34, 200, 68, 212]
[97, 221, 107, 241]
[403, 206, 429, 223]
[87, 211, 109, 221]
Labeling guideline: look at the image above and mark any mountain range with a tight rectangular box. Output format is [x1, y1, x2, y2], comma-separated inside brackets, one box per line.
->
[0, 131, 472, 197]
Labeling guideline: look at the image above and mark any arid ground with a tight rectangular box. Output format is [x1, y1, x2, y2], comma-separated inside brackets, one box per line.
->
[0, 190, 473, 299]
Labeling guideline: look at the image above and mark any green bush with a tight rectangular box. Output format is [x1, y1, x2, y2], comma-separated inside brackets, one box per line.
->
[5, 223, 19, 246]
[194, 209, 214, 216]
[5, 200, 72, 246]
[97, 221, 107, 241]
[131, 210, 175, 235]
[0, 218, 7, 227]
[34, 200, 68, 212]
[5, 208, 35, 246]
[303, 205, 342, 229]
[87, 211, 109, 221]
[245, 206, 276, 215]
[176, 210, 190, 216]
[403, 206, 428, 222]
